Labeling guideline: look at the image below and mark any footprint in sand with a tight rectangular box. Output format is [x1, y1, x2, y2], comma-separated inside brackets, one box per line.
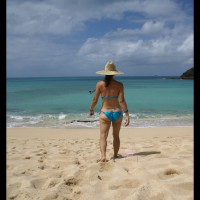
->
[59, 149, 70, 154]
[24, 156, 31, 159]
[38, 156, 45, 162]
[158, 168, 181, 179]
[13, 168, 31, 176]
[38, 164, 45, 170]
[42, 192, 58, 200]
[32, 149, 47, 156]
[138, 185, 151, 197]
[43, 178, 60, 189]
[98, 162, 112, 172]
[123, 167, 129, 173]
[20, 168, 36, 176]
[47, 177, 79, 196]
[160, 140, 168, 142]
[8, 193, 18, 200]
[73, 158, 80, 165]
[36, 150, 47, 156]
[164, 168, 180, 176]
[64, 177, 78, 186]
[109, 179, 141, 190]
[175, 182, 193, 191]
[49, 172, 62, 179]
[30, 178, 46, 189]
[52, 164, 60, 169]
[7, 182, 21, 192]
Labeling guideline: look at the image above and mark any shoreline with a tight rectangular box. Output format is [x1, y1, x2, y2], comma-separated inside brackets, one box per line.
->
[7, 124, 193, 130]
[7, 126, 193, 139]
[7, 112, 193, 129]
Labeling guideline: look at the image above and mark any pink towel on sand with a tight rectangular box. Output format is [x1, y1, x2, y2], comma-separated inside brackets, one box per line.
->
[124, 149, 137, 156]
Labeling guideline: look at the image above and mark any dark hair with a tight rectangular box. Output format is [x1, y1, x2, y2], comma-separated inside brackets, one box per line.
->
[104, 75, 113, 87]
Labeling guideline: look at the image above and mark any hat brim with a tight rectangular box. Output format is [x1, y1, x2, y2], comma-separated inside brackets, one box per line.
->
[96, 70, 124, 75]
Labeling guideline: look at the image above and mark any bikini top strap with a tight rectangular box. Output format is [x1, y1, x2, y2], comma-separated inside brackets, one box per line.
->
[102, 95, 119, 99]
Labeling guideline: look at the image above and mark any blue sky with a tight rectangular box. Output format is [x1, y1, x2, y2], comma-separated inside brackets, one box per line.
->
[7, 0, 193, 77]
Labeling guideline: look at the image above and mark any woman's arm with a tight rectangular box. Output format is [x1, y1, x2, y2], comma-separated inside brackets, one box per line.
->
[89, 82, 101, 116]
[119, 83, 130, 126]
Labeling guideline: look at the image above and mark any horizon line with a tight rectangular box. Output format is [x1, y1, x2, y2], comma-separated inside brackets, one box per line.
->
[6, 75, 181, 78]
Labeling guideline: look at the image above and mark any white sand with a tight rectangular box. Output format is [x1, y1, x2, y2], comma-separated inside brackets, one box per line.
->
[7, 127, 193, 200]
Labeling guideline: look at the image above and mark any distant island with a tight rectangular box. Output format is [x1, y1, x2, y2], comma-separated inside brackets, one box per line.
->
[180, 67, 194, 79]
[167, 67, 193, 80]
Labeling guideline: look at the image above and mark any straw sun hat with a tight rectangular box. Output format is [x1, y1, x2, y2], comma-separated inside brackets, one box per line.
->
[96, 61, 124, 75]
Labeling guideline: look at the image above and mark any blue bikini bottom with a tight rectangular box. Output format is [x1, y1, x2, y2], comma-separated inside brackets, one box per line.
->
[102, 111, 122, 122]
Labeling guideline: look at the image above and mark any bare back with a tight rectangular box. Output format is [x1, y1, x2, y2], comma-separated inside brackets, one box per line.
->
[95, 79, 124, 112]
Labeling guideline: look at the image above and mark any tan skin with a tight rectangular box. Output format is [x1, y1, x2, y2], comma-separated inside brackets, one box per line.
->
[89, 76, 130, 162]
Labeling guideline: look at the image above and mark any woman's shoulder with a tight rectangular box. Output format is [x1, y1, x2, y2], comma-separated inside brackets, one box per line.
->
[114, 80, 123, 87]
[96, 80, 105, 88]
[96, 80, 105, 85]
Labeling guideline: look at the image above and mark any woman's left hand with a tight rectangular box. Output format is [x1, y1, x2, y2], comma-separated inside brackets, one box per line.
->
[124, 116, 130, 126]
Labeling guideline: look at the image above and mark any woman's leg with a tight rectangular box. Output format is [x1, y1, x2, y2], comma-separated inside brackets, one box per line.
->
[112, 115, 123, 158]
[99, 112, 111, 162]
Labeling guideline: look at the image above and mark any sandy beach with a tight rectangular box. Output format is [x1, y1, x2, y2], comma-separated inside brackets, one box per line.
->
[7, 127, 193, 200]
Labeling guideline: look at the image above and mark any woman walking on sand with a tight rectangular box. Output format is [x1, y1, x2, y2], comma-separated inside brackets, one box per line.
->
[89, 61, 130, 162]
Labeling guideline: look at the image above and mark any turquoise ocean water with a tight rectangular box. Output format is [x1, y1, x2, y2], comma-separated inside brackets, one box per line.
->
[7, 76, 193, 128]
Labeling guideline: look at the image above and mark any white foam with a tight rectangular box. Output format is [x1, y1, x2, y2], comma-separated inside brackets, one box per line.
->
[7, 112, 193, 128]
[9, 116, 23, 120]
[58, 113, 67, 120]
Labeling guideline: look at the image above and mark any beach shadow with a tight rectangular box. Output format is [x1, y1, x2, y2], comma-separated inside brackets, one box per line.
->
[113, 151, 161, 160]
[134, 151, 161, 156]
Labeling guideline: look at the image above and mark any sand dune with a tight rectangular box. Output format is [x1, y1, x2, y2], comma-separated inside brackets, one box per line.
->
[7, 127, 193, 200]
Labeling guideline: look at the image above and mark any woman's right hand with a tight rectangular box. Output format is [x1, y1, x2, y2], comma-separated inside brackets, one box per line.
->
[124, 116, 130, 126]
[89, 110, 94, 116]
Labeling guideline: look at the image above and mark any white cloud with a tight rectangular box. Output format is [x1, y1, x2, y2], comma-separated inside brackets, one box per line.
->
[77, 32, 193, 73]
[7, 35, 78, 75]
[105, 20, 166, 38]
[177, 34, 193, 54]
[139, 0, 180, 16]
[7, 0, 188, 36]
[7, 0, 193, 76]
[7, 1, 86, 36]
[141, 21, 164, 34]
[78, 38, 143, 60]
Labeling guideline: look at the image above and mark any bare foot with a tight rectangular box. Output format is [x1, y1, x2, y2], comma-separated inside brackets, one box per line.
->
[110, 154, 123, 160]
[96, 158, 108, 163]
